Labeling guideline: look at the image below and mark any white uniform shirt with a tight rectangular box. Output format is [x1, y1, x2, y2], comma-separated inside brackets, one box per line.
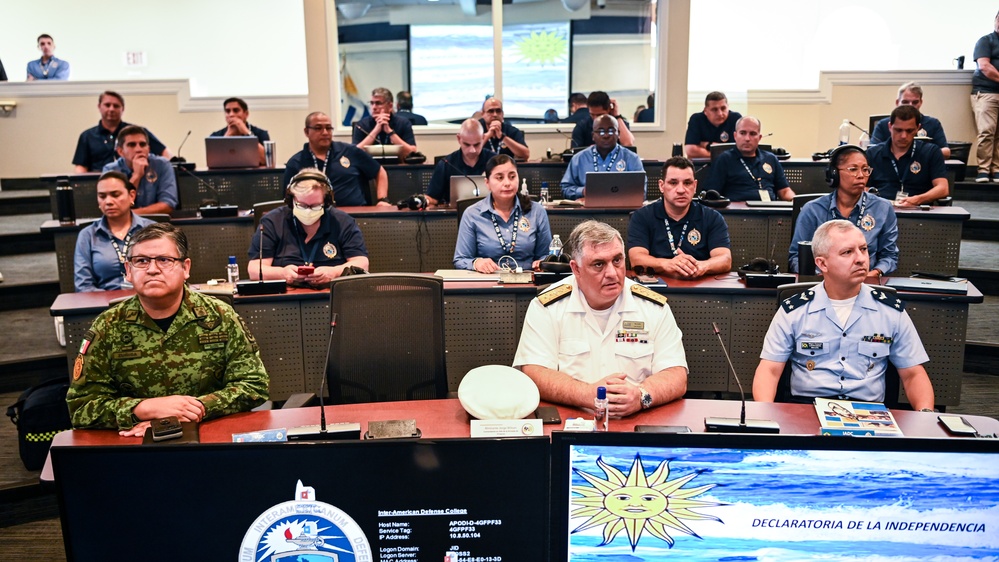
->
[513, 277, 687, 384]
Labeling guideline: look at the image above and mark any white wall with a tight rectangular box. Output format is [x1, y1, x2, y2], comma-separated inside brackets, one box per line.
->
[0, 0, 308, 97]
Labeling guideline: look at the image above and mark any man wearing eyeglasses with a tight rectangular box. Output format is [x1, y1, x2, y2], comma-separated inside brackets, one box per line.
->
[284, 112, 390, 207]
[248, 168, 369, 287]
[560, 114, 645, 200]
[478, 97, 530, 161]
[790, 145, 898, 282]
[866, 105, 948, 206]
[627, 156, 731, 279]
[103, 125, 178, 215]
[66, 223, 269, 436]
[703, 116, 795, 202]
[352, 87, 418, 159]
[753, 220, 934, 410]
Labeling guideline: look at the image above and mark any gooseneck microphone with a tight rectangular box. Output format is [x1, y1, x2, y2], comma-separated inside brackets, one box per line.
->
[287, 312, 361, 441]
[703, 322, 780, 433]
[170, 130, 192, 164]
[235, 225, 287, 296]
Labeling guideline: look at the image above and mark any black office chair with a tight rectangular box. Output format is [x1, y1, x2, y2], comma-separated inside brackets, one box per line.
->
[456, 196, 485, 224]
[773, 282, 900, 406]
[790, 193, 824, 234]
[326, 273, 447, 403]
[253, 200, 284, 230]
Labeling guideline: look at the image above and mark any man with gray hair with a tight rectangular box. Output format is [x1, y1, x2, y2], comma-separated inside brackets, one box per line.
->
[425, 119, 496, 206]
[870, 82, 950, 158]
[702, 115, 795, 202]
[514, 220, 688, 417]
[352, 87, 418, 158]
[753, 219, 935, 409]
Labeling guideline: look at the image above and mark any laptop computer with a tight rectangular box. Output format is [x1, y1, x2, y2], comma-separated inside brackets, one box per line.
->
[205, 136, 259, 169]
[364, 144, 401, 164]
[583, 171, 646, 208]
[745, 200, 792, 207]
[886, 277, 968, 295]
[449, 174, 487, 206]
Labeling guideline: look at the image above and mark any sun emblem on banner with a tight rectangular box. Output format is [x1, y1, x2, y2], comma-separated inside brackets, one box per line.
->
[571, 454, 725, 550]
[513, 30, 568, 66]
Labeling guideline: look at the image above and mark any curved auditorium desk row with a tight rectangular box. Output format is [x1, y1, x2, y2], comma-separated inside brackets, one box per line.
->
[50, 275, 982, 406]
[42, 202, 967, 294]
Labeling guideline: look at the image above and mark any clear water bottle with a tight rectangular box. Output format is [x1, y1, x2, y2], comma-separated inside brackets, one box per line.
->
[549, 234, 563, 257]
[858, 131, 870, 149]
[226, 256, 239, 284]
[594, 386, 608, 432]
[520, 178, 529, 196]
[838, 119, 851, 145]
[540, 181, 550, 204]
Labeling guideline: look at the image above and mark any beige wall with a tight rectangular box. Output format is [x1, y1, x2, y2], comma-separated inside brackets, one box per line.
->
[0, 0, 977, 180]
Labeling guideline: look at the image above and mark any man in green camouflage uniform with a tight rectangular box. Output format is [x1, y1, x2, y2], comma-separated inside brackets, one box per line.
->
[66, 223, 268, 437]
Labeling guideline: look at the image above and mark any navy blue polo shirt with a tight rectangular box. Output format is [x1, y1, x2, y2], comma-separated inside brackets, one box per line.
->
[702, 148, 789, 201]
[635, 107, 655, 123]
[209, 123, 271, 142]
[478, 119, 528, 157]
[684, 111, 742, 146]
[866, 141, 946, 202]
[571, 115, 632, 148]
[249, 206, 368, 267]
[561, 107, 589, 124]
[283, 142, 382, 207]
[627, 200, 730, 261]
[426, 149, 496, 204]
[351, 113, 416, 146]
[397, 110, 428, 126]
[870, 115, 947, 151]
[973, 32, 999, 94]
[72, 122, 168, 172]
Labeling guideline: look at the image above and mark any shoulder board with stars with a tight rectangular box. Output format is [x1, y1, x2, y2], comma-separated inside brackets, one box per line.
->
[871, 288, 905, 311]
[631, 284, 668, 306]
[537, 283, 572, 307]
[780, 288, 814, 313]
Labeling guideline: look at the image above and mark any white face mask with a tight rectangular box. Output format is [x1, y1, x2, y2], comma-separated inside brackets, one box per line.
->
[293, 206, 324, 226]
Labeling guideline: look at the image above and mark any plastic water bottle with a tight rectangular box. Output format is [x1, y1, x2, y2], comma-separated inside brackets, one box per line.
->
[540, 181, 550, 204]
[858, 131, 870, 149]
[594, 386, 608, 432]
[549, 234, 563, 257]
[838, 119, 851, 145]
[226, 256, 239, 284]
[521, 178, 529, 196]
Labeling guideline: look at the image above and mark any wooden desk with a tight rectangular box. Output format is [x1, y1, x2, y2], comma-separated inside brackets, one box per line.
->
[43, 397, 999, 483]
[50, 277, 982, 406]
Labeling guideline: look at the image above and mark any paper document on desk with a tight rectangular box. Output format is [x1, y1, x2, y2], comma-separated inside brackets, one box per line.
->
[434, 269, 500, 281]
[814, 398, 903, 437]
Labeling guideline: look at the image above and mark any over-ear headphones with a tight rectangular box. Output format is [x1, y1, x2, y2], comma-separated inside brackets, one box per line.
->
[825, 144, 864, 188]
[396, 193, 428, 210]
[738, 257, 778, 278]
[404, 152, 427, 165]
[285, 169, 335, 208]
[697, 189, 730, 208]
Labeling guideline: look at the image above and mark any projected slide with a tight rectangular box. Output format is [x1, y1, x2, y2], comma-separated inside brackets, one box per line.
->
[410, 22, 569, 123]
[565, 445, 999, 560]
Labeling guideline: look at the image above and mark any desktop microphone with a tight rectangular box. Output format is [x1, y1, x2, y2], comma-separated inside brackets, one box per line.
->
[442, 158, 481, 199]
[169, 130, 193, 167]
[848, 121, 869, 136]
[235, 225, 287, 296]
[174, 163, 238, 218]
[704, 322, 780, 433]
[287, 312, 361, 441]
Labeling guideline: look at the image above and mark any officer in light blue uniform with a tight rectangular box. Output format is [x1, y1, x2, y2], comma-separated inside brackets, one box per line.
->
[754, 220, 935, 410]
[561, 114, 645, 200]
[790, 144, 898, 277]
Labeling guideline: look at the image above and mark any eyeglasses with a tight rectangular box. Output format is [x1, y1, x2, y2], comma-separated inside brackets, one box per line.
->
[839, 166, 873, 177]
[293, 201, 325, 212]
[128, 256, 184, 269]
[307, 125, 335, 132]
[595, 128, 618, 136]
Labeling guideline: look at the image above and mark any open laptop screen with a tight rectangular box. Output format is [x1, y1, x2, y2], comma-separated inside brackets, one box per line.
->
[551, 431, 999, 560]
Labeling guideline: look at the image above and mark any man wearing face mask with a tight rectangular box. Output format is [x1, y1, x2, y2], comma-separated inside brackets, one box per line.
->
[248, 169, 369, 287]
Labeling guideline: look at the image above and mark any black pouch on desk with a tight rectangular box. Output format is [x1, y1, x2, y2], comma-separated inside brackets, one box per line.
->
[142, 422, 201, 445]
[5, 377, 72, 470]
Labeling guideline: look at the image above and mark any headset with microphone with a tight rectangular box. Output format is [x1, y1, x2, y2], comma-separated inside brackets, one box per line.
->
[285, 169, 335, 208]
[697, 189, 731, 208]
[397, 193, 429, 210]
[824, 144, 865, 189]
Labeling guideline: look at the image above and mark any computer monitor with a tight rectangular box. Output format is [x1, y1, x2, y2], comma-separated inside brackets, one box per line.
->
[551, 432, 999, 560]
[53, 437, 550, 560]
[870, 114, 890, 137]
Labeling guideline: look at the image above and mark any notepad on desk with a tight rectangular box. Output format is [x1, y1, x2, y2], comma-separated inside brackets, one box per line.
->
[433, 269, 500, 281]
[814, 398, 903, 437]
